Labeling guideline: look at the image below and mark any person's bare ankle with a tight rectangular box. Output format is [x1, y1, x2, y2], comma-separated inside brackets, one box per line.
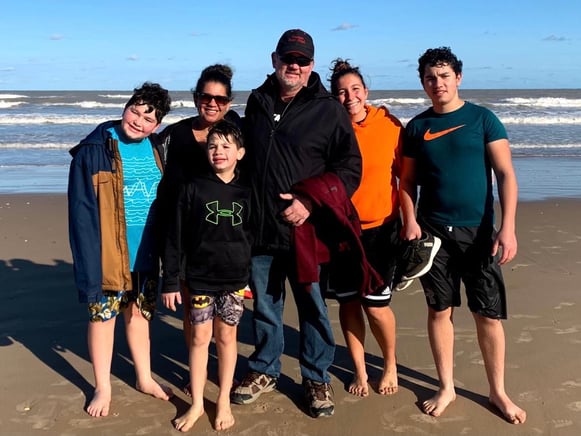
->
[86, 387, 112, 417]
[489, 392, 527, 424]
[422, 387, 456, 417]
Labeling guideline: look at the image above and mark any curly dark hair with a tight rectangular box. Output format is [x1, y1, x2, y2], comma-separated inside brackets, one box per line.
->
[192, 64, 234, 99]
[328, 58, 367, 96]
[417, 47, 463, 82]
[124, 82, 171, 123]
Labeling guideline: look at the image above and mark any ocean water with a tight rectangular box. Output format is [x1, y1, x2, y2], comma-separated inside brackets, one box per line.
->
[1, 89, 580, 200]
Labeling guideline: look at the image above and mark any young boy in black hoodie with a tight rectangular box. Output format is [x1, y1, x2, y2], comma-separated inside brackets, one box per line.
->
[162, 120, 250, 432]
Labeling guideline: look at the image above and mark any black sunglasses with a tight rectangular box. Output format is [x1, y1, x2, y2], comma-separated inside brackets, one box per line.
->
[195, 92, 232, 106]
[278, 54, 312, 67]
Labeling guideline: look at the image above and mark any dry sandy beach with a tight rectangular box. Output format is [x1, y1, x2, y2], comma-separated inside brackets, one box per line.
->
[1, 194, 580, 436]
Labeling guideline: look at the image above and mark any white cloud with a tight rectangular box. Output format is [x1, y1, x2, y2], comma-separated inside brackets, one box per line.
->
[50, 34, 64, 41]
[543, 35, 567, 42]
[127, 54, 139, 61]
[332, 23, 358, 31]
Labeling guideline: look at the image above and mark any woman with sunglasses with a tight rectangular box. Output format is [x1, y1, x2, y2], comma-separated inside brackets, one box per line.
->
[157, 64, 241, 395]
[160, 64, 240, 183]
[327, 58, 404, 397]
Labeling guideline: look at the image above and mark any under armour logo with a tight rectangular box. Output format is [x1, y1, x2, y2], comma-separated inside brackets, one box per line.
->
[205, 201, 244, 226]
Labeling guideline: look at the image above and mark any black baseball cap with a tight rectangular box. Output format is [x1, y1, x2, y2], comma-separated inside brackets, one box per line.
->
[275, 29, 314, 59]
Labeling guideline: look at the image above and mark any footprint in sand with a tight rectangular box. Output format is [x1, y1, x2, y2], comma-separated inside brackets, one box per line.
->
[516, 331, 533, 343]
[12, 399, 59, 430]
[511, 263, 530, 270]
[342, 394, 363, 404]
[562, 379, 581, 388]
[566, 401, 581, 412]
[409, 413, 438, 424]
[554, 301, 575, 310]
[554, 326, 580, 334]
[518, 390, 541, 402]
[470, 357, 484, 366]
[132, 419, 165, 435]
[68, 416, 130, 429]
[409, 413, 467, 424]
[250, 402, 271, 414]
[552, 419, 574, 428]
[511, 314, 541, 320]
[236, 419, 305, 436]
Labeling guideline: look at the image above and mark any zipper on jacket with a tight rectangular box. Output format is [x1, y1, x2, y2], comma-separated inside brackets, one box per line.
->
[257, 95, 298, 248]
[110, 139, 131, 291]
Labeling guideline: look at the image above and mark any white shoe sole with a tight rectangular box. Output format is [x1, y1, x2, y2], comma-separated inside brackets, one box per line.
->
[402, 236, 442, 280]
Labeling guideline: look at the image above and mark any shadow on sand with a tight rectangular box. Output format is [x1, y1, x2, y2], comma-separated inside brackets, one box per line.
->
[0, 258, 490, 419]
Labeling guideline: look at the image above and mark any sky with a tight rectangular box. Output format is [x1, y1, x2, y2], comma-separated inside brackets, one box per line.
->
[1, 0, 580, 91]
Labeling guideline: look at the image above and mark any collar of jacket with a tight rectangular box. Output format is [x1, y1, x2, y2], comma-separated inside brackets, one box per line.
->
[255, 71, 330, 105]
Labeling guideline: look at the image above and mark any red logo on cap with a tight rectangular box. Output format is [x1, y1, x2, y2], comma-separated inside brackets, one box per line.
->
[288, 35, 307, 44]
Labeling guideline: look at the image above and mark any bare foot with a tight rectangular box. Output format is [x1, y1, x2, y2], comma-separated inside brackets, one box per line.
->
[215, 401, 235, 431]
[489, 393, 527, 424]
[378, 365, 398, 395]
[422, 388, 456, 417]
[86, 387, 111, 417]
[174, 405, 205, 432]
[136, 378, 174, 401]
[348, 374, 369, 397]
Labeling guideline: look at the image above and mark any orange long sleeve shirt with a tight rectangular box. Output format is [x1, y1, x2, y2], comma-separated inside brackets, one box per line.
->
[350, 105, 403, 230]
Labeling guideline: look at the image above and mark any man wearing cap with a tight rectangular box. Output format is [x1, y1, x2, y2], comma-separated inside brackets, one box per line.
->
[230, 29, 361, 418]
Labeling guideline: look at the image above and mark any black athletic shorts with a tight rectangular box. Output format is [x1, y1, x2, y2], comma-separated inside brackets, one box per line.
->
[325, 218, 402, 308]
[418, 217, 507, 319]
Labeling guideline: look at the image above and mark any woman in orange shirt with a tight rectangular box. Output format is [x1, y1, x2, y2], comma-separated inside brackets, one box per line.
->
[328, 59, 404, 397]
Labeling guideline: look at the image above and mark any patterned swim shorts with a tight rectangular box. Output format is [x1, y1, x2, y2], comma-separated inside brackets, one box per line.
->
[88, 275, 158, 322]
[189, 289, 245, 326]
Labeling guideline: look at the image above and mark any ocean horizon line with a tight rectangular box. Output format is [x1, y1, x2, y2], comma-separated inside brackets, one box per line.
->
[2, 87, 581, 93]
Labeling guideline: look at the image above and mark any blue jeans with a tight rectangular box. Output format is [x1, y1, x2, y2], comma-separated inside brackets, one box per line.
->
[247, 254, 335, 383]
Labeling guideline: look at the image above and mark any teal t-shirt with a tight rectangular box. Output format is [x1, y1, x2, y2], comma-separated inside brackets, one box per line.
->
[109, 127, 161, 271]
[403, 101, 507, 226]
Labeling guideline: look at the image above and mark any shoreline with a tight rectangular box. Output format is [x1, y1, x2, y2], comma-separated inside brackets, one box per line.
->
[1, 194, 580, 435]
[3, 155, 581, 200]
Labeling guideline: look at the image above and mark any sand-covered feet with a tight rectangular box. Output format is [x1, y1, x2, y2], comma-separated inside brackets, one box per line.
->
[422, 388, 456, 417]
[86, 387, 111, 417]
[378, 365, 398, 395]
[348, 374, 369, 397]
[489, 393, 527, 424]
[136, 378, 174, 401]
[348, 365, 399, 396]
[215, 398, 235, 431]
[174, 405, 205, 432]
[87, 379, 171, 418]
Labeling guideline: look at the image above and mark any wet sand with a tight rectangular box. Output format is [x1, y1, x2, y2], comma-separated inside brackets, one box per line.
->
[1, 194, 580, 436]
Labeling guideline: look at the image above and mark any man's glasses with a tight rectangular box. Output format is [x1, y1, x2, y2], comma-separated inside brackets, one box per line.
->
[195, 92, 232, 106]
[278, 54, 312, 67]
